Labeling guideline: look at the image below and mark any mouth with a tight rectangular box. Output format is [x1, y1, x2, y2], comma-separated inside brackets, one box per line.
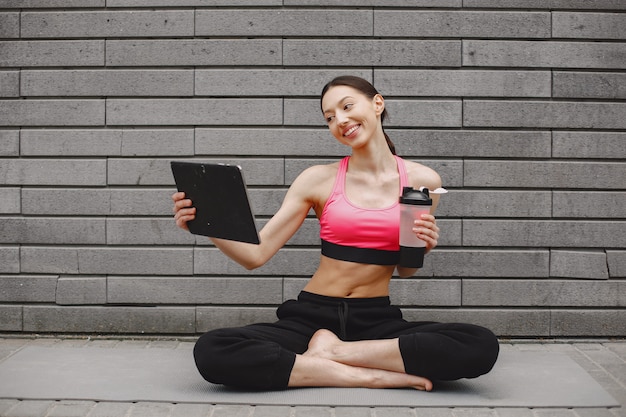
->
[343, 124, 360, 138]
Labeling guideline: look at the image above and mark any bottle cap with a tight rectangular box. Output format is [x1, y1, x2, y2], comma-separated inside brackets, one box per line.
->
[399, 187, 432, 205]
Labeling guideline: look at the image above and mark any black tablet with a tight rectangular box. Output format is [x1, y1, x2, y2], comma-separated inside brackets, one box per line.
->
[170, 161, 260, 244]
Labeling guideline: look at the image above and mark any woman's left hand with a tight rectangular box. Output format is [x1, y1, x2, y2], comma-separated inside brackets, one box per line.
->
[413, 214, 440, 253]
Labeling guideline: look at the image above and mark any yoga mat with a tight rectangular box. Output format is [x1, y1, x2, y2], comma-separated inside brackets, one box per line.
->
[0, 345, 618, 408]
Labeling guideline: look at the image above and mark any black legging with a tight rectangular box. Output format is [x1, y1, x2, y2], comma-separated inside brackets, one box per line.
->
[194, 291, 499, 390]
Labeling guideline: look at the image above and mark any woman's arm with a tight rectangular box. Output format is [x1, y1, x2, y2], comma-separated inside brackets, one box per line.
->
[173, 165, 325, 270]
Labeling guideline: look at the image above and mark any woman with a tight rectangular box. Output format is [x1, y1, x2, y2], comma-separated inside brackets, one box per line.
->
[172, 75, 499, 391]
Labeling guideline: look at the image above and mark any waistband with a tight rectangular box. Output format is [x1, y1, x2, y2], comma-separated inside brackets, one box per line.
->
[298, 290, 391, 308]
[321, 239, 400, 266]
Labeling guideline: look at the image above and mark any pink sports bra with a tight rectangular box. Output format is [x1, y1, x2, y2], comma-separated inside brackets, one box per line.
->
[319, 156, 408, 265]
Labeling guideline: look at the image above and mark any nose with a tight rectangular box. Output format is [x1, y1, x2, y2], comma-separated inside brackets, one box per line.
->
[335, 110, 349, 125]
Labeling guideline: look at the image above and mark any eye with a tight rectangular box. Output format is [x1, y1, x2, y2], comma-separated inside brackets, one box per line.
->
[344, 103, 353, 110]
[325, 115, 335, 123]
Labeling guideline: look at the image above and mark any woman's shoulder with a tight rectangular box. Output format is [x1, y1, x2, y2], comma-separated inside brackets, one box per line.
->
[294, 160, 342, 185]
[401, 158, 442, 190]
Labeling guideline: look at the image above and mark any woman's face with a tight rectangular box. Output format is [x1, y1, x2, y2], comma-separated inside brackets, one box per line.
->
[321, 85, 384, 148]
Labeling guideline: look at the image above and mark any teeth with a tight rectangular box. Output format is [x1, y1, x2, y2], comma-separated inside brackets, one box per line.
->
[344, 125, 359, 136]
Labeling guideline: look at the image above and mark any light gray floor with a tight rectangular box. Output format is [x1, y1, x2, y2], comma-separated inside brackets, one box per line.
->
[0, 336, 624, 417]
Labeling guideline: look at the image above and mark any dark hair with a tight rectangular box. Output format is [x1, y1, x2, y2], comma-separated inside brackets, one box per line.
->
[320, 75, 396, 155]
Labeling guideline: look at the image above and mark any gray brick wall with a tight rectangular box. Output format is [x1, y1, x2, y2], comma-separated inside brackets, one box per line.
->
[0, 3, 624, 337]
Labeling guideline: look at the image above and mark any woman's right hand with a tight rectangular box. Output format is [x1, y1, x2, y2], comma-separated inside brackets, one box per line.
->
[172, 191, 196, 231]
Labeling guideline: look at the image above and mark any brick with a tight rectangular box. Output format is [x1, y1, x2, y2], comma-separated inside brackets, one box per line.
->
[607, 250, 626, 278]
[285, 0, 460, 5]
[0, 275, 57, 302]
[0, 13, 19, 38]
[195, 69, 371, 96]
[21, 10, 193, 38]
[0, 0, 103, 6]
[0, 188, 20, 214]
[283, 40, 460, 67]
[464, 160, 625, 189]
[107, 218, 196, 245]
[553, 191, 626, 218]
[0, 305, 22, 331]
[196, 9, 372, 37]
[194, 247, 319, 276]
[107, 277, 283, 304]
[285, 99, 462, 127]
[56, 277, 106, 305]
[464, 40, 626, 69]
[123, 129, 195, 156]
[23, 305, 196, 333]
[553, 72, 626, 99]
[108, 158, 283, 186]
[550, 250, 609, 279]
[106, 39, 281, 66]
[553, 12, 626, 39]
[20, 129, 120, 156]
[195, 128, 348, 156]
[0, 71, 19, 97]
[436, 190, 552, 218]
[375, 11, 550, 38]
[551, 310, 626, 337]
[87, 402, 133, 417]
[0, 217, 105, 244]
[401, 308, 551, 337]
[463, 280, 624, 307]
[463, 0, 626, 9]
[0, 130, 18, 156]
[47, 401, 96, 417]
[110, 0, 280, 5]
[464, 100, 626, 129]
[0, 400, 54, 417]
[170, 403, 214, 417]
[436, 219, 462, 247]
[375, 70, 551, 98]
[389, 279, 461, 306]
[1, 159, 106, 186]
[251, 406, 293, 417]
[1, 99, 104, 127]
[0, 247, 18, 273]
[428, 249, 549, 278]
[21, 70, 194, 97]
[20, 129, 194, 156]
[196, 306, 278, 332]
[553, 131, 626, 159]
[21, 247, 80, 274]
[0, 41, 103, 67]
[106, 98, 282, 126]
[22, 188, 110, 215]
[463, 220, 626, 248]
[78, 247, 194, 275]
[109, 188, 180, 216]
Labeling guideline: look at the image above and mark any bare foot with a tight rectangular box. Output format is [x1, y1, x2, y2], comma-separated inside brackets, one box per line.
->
[303, 329, 342, 360]
[300, 329, 434, 391]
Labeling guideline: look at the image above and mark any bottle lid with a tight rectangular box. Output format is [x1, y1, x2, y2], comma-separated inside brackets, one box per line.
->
[399, 186, 432, 205]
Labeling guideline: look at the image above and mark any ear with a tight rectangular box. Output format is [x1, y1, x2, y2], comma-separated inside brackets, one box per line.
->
[373, 94, 385, 116]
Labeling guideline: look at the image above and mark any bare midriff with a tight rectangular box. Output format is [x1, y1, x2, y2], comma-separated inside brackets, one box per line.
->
[302, 255, 395, 298]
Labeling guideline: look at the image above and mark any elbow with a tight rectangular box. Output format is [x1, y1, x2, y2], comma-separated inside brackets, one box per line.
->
[240, 252, 267, 271]
[396, 266, 418, 278]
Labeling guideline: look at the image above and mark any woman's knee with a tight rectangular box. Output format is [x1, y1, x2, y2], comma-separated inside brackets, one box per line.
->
[193, 328, 237, 384]
[469, 325, 499, 377]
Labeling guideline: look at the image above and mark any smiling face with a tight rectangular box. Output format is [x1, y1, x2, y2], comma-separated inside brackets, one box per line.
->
[321, 85, 385, 149]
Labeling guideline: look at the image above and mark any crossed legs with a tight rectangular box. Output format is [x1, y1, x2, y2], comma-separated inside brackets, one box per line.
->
[288, 329, 433, 391]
